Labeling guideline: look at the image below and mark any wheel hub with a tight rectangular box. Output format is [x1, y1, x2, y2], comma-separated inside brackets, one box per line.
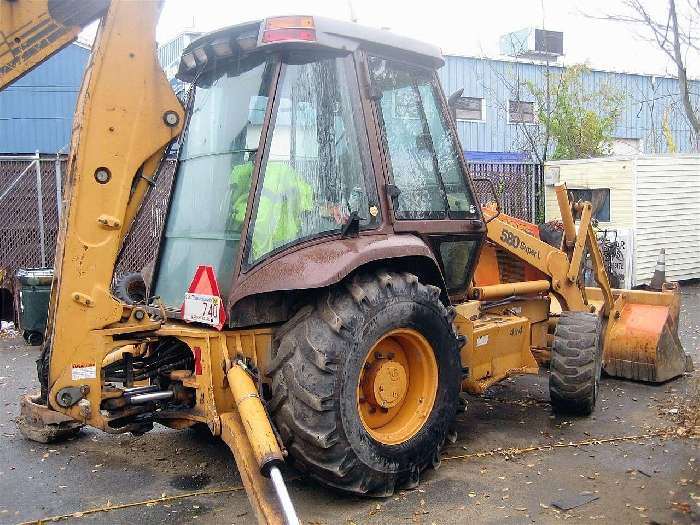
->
[363, 359, 408, 409]
[357, 328, 438, 445]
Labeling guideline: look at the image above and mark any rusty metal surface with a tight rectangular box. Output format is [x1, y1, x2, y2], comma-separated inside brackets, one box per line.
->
[228, 233, 438, 308]
[583, 286, 689, 382]
[16, 392, 83, 443]
[605, 302, 688, 383]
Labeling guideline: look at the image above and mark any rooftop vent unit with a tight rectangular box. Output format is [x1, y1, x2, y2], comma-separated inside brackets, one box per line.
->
[500, 28, 563, 61]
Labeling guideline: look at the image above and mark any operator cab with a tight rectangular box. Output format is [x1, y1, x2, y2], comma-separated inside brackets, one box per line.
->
[152, 16, 484, 321]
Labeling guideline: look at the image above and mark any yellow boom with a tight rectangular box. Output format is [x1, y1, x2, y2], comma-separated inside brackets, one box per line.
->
[0, 0, 108, 89]
[1, 2, 297, 522]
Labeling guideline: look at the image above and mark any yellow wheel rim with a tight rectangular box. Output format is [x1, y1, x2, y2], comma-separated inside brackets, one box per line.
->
[357, 328, 438, 445]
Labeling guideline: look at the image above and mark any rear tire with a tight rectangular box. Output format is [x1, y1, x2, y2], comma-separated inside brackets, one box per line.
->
[549, 311, 602, 415]
[268, 271, 462, 496]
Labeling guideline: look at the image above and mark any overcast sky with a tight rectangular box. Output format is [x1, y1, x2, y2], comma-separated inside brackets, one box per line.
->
[82, 0, 699, 78]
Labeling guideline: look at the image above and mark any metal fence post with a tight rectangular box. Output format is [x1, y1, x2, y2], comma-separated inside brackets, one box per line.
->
[55, 153, 63, 222]
[34, 150, 46, 267]
[530, 164, 537, 223]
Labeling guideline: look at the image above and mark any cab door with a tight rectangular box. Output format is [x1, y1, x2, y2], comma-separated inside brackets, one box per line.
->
[366, 55, 485, 298]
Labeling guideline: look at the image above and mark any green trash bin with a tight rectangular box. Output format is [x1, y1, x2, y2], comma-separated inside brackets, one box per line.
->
[16, 268, 53, 346]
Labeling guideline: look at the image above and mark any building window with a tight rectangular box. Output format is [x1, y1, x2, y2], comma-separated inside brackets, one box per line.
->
[508, 100, 535, 124]
[453, 96, 484, 121]
[569, 188, 611, 222]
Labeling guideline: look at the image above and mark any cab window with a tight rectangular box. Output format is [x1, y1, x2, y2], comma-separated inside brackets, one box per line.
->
[153, 55, 276, 307]
[245, 55, 375, 265]
[368, 56, 476, 220]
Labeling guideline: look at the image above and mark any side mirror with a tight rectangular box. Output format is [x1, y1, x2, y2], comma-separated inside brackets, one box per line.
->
[447, 88, 464, 112]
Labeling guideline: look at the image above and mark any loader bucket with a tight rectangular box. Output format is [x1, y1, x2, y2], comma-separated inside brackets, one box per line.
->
[586, 285, 692, 383]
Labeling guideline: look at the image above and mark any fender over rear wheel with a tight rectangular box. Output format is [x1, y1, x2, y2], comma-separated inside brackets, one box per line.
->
[268, 271, 462, 496]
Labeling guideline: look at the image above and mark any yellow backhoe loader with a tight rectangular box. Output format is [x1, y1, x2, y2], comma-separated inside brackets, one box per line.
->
[1, 1, 691, 523]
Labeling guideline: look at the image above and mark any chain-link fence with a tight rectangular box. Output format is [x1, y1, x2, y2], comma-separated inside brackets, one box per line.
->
[0, 154, 61, 289]
[114, 161, 175, 278]
[0, 155, 176, 292]
[1, 155, 542, 296]
[468, 162, 543, 222]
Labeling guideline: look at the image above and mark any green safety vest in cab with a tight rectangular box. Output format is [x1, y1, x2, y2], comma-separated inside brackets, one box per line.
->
[230, 161, 313, 261]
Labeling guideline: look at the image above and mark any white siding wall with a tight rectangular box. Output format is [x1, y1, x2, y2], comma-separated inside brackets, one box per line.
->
[544, 158, 635, 229]
[633, 156, 700, 285]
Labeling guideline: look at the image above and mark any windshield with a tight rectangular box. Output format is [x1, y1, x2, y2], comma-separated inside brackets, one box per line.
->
[153, 55, 276, 307]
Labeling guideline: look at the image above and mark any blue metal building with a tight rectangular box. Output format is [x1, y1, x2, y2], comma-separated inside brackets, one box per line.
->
[157, 31, 201, 96]
[438, 55, 700, 159]
[2, 35, 698, 158]
[0, 43, 90, 154]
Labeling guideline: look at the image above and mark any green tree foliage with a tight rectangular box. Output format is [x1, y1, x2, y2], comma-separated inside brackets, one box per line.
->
[528, 65, 623, 160]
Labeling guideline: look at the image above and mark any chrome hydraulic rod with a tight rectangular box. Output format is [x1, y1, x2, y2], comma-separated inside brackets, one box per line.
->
[123, 385, 160, 397]
[127, 391, 173, 404]
[226, 361, 300, 524]
[270, 466, 300, 525]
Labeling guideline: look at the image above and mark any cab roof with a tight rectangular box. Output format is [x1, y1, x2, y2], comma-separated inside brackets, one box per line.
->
[177, 16, 444, 82]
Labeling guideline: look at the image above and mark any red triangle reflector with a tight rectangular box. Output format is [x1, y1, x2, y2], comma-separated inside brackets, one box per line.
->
[181, 265, 227, 330]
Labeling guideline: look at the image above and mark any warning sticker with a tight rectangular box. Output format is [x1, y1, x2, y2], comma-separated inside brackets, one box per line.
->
[476, 335, 489, 347]
[72, 363, 96, 381]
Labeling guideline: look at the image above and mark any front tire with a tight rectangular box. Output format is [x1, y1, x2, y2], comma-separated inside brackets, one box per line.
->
[549, 311, 603, 415]
[268, 271, 462, 496]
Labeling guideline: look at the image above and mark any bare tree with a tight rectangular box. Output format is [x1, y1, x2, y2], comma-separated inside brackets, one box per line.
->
[596, 0, 700, 145]
[476, 37, 552, 166]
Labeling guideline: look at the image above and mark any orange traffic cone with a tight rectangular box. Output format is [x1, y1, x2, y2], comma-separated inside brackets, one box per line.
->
[650, 248, 666, 291]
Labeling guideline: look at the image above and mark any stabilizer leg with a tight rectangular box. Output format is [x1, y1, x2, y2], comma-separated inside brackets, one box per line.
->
[17, 394, 83, 443]
[220, 411, 286, 525]
[221, 361, 300, 525]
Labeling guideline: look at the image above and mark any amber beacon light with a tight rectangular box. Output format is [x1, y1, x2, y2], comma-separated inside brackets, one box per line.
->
[262, 16, 316, 43]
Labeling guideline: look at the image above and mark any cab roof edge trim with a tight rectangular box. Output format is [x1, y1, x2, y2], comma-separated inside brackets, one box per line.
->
[177, 16, 444, 81]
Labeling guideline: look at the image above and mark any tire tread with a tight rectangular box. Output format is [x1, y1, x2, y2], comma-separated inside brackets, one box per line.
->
[549, 311, 602, 415]
[269, 271, 460, 495]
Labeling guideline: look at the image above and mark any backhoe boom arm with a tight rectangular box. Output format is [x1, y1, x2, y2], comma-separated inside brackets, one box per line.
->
[0, 0, 109, 90]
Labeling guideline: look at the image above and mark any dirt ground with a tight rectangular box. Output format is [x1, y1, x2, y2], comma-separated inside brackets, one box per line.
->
[0, 284, 698, 525]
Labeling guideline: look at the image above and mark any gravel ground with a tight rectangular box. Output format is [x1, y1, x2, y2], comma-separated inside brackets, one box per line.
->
[0, 283, 697, 525]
